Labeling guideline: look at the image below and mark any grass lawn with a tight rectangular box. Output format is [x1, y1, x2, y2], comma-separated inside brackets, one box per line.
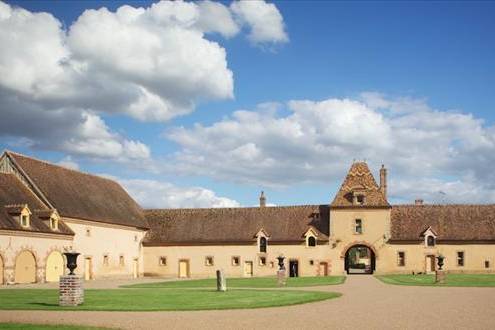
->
[0, 288, 340, 311]
[124, 276, 346, 289]
[376, 274, 495, 287]
[0, 324, 111, 330]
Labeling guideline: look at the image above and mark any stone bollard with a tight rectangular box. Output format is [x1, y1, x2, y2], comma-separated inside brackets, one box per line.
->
[435, 270, 446, 284]
[277, 269, 287, 286]
[216, 269, 227, 292]
[59, 275, 84, 306]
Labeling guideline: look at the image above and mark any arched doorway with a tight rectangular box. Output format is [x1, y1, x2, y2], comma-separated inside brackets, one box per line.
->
[15, 250, 36, 283]
[344, 245, 376, 274]
[45, 251, 64, 282]
[0, 255, 4, 285]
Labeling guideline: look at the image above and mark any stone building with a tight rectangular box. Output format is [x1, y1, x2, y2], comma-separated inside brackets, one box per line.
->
[1, 150, 494, 284]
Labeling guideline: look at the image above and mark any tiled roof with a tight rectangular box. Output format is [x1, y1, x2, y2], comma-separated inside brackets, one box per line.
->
[331, 162, 389, 208]
[144, 205, 329, 245]
[6, 151, 148, 229]
[0, 173, 73, 235]
[391, 204, 495, 241]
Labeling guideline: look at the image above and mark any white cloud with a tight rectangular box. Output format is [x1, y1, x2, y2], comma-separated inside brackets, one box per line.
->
[231, 0, 288, 45]
[0, 1, 288, 161]
[114, 178, 240, 208]
[166, 94, 495, 203]
[56, 156, 79, 170]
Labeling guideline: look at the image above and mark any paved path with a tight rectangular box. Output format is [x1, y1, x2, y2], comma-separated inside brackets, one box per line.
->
[1, 275, 495, 329]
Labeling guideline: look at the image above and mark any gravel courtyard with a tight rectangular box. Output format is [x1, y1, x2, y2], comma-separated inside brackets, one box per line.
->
[1, 275, 494, 330]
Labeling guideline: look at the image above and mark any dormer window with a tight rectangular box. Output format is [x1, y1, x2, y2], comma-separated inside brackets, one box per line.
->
[50, 216, 58, 230]
[308, 236, 316, 247]
[427, 235, 435, 247]
[422, 227, 438, 247]
[259, 237, 267, 253]
[356, 195, 365, 205]
[21, 214, 29, 227]
[352, 189, 366, 205]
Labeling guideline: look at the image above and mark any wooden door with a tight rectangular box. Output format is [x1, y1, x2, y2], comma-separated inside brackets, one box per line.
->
[84, 257, 92, 280]
[15, 251, 36, 283]
[244, 261, 253, 277]
[133, 259, 139, 278]
[179, 260, 189, 278]
[319, 262, 328, 276]
[45, 251, 64, 282]
[426, 255, 435, 273]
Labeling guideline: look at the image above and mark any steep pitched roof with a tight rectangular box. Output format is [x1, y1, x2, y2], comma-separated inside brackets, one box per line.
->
[331, 162, 389, 208]
[5, 151, 148, 229]
[144, 205, 329, 245]
[391, 205, 495, 241]
[0, 173, 73, 235]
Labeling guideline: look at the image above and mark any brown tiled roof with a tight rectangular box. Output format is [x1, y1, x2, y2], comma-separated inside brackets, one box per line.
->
[331, 162, 389, 208]
[144, 205, 329, 245]
[391, 205, 495, 241]
[6, 151, 148, 229]
[0, 173, 73, 235]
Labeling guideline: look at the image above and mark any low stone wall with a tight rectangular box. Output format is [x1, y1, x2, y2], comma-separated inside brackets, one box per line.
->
[59, 275, 84, 306]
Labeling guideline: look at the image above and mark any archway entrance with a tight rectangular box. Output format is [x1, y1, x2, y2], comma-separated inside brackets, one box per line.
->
[344, 245, 375, 274]
[15, 250, 36, 283]
[46, 251, 64, 282]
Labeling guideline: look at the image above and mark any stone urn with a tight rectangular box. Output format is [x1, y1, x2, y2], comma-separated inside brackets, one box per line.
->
[64, 252, 80, 275]
[437, 254, 445, 271]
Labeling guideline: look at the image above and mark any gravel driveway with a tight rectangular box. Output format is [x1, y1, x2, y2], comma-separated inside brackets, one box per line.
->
[1, 275, 494, 330]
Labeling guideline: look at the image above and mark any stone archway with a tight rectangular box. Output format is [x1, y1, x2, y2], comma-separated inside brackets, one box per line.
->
[45, 251, 64, 282]
[342, 242, 377, 274]
[15, 250, 36, 283]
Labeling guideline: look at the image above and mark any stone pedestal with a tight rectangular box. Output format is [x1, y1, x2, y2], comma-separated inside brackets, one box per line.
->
[216, 270, 226, 292]
[59, 275, 84, 306]
[435, 270, 446, 284]
[277, 270, 287, 286]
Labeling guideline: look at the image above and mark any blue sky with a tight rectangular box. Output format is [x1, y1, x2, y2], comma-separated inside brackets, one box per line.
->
[1, 1, 495, 208]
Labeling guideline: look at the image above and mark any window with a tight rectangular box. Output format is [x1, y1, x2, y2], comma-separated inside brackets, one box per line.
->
[357, 195, 365, 205]
[457, 252, 465, 267]
[397, 252, 405, 266]
[103, 255, 109, 266]
[259, 237, 267, 253]
[159, 257, 167, 266]
[232, 256, 240, 266]
[426, 235, 435, 247]
[308, 236, 316, 247]
[354, 219, 363, 234]
[205, 256, 214, 266]
[485, 260, 490, 269]
[259, 256, 266, 266]
[86, 228, 91, 237]
[309, 259, 314, 266]
[50, 217, 58, 230]
[21, 214, 29, 227]
[119, 255, 125, 266]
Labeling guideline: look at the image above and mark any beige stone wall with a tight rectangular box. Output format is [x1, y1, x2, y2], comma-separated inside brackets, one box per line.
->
[378, 243, 495, 274]
[0, 231, 72, 284]
[64, 218, 147, 279]
[143, 243, 333, 278]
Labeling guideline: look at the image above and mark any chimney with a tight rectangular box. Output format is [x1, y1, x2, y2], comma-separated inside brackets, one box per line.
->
[379, 164, 387, 200]
[259, 191, 266, 208]
[415, 199, 424, 205]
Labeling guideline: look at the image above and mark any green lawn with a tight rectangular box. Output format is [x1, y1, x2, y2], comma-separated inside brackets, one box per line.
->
[0, 288, 340, 311]
[0, 324, 111, 330]
[376, 274, 495, 287]
[124, 276, 346, 289]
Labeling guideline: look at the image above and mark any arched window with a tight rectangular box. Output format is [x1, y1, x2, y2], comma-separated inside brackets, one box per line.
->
[259, 237, 267, 253]
[308, 236, 316, 247]
[427, 235, 435, 247]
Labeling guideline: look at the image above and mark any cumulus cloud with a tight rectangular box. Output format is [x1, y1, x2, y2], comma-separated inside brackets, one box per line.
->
[113, 178, 240, 208]
[231, 0, 288, 45]
[0, 0, 288, 160]
[166, 95, 495, 203]
[56, 156, 80, 171]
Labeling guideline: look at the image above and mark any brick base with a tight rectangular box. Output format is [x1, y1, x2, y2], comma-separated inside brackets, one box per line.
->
[435, 270, 446, 284]
[59, 275, 84, 306]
